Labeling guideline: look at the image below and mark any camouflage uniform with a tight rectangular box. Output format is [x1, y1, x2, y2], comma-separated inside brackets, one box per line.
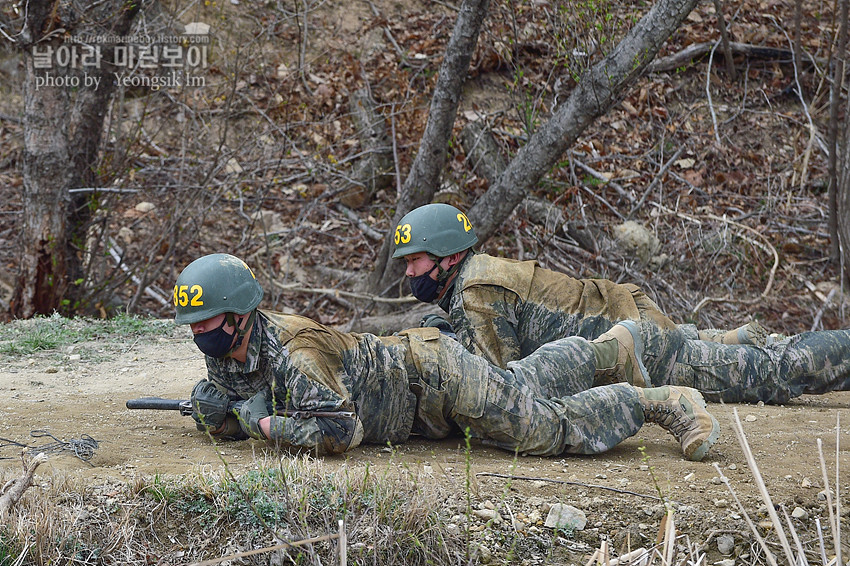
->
[203, 310, 645, 456]
[443, 253, 678, 368]
[443, 253, 850, 404]
[644, 322, 850, 404]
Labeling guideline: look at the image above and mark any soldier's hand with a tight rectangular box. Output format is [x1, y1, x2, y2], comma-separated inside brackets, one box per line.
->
[190, 380, 230, 432]
[420, 314, 457, 339]
[238, 390, 271, 440]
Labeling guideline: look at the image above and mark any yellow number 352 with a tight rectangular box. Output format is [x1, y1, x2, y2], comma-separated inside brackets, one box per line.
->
[173, 284, 204, 307]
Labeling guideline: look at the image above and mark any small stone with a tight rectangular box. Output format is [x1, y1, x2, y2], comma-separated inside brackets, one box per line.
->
[683, 472, 694, 481]
[745, 414, 757, 422]
[792, 507, 809, 521]
[544, 504, 587, 531]
[184, 22, 211, 35]
[472, 509, 501, 523]
[728, 464, 737, 470]
[711, 476, 723, 485]
[716, 534, 735, 555]
[714, 559, 735, 566]
[801, 477, 812, 488]
[713, 499, 728, 508]
[135, 202, 156, 213]
[225, 158, 243, 175]
[69, 354, 81, 362]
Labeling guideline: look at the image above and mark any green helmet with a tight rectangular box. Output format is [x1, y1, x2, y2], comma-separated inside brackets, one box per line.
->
[391, 203, 478, 259]
[174, 253, 264, 324]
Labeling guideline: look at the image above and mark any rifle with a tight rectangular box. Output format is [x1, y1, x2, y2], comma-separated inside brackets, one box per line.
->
[125, 397, 356, 420]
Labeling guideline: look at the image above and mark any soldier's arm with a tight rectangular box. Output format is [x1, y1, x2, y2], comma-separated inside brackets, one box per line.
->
[453, 285, 523, 369]
[261, 351, 364, 455]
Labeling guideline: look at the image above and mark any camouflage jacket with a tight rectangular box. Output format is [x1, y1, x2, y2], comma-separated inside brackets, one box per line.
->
[443, 253, 678, 368]
[203, 310, 421, 454]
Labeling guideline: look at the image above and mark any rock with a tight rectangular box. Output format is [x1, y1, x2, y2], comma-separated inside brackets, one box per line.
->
[800, 477, 812, 488]
[184, 22, 211, 35]
[544, 504, 587, 531]
[716, 534, 735, 555]
[472, 509, 501, 523]
[135, 202, 156, 213]
[792, 507, 808, 521]
[613, 221, 661, 266]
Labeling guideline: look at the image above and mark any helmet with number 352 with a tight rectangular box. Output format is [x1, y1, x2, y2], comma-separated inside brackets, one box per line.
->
[391, 203, 479, 259]
[173, 253, 264, 324]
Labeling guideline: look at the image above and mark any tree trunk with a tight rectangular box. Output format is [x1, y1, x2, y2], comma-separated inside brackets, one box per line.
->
[468, 0, 701, 242]
[366, 0, 491, 296]
[12, 0, 142, 318]
[829, 0, 848, 262]
[839, 65, 850, 283]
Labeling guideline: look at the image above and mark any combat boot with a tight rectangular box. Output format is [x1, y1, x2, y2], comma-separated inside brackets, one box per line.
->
[591, 320, 650, 387]
[637, 386, 720, 461]
[698, 320, 770, 346]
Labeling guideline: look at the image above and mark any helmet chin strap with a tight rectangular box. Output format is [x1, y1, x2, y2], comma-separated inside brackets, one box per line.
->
[427, 254, 463, 296]
[224, 310, 257, 356]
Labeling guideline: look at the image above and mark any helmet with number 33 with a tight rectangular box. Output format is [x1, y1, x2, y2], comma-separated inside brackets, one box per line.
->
[391, 203, 479, 259]
[173, 253, 264, 324]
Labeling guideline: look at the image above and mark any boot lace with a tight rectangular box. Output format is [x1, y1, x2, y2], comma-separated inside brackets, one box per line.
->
[644, 402, 693, 440]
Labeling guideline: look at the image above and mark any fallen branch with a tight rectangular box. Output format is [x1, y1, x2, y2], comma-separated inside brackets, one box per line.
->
[647, 41, 818, 73]
[190, 519, 346, 566]
[0, 452, 48, 518]
[260, 266, 418, 304]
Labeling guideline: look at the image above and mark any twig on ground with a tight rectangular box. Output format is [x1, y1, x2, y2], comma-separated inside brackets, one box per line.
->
[569, 153, 636, 204]
[334, 203, 383, 240]
[189, 525, 344, 566]
[811, 286, 837, 330]
[651, 206, 779, 314]
[706, 41, 722, 146]
[627, 148, 683, 219]
[259, 265, 417, 304]
[0, 452, 48, 518]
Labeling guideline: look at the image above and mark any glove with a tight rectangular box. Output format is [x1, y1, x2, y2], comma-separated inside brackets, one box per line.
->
[190, 380, 230, 431]
[419, 314, 454, 334]
[238, 390, 271, 440]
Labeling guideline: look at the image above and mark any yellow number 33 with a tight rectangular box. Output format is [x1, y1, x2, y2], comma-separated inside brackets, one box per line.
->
[394, 223, 412, 245]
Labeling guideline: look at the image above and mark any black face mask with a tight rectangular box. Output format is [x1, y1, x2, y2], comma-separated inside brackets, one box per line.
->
[193, 318, 237, 358]
[409, 263, 442, 303]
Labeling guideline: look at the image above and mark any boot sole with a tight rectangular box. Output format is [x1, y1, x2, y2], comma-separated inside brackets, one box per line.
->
[682, 389, 721, 462]
[688, 414, 720, 462]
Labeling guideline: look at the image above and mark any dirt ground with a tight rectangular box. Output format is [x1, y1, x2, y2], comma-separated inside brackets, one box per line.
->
[1, 330, 849, 563]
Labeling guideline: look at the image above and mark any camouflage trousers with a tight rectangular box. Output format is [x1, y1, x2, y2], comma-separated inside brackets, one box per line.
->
[410, 333, 643, 456]
[640, 323, 850, 404]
